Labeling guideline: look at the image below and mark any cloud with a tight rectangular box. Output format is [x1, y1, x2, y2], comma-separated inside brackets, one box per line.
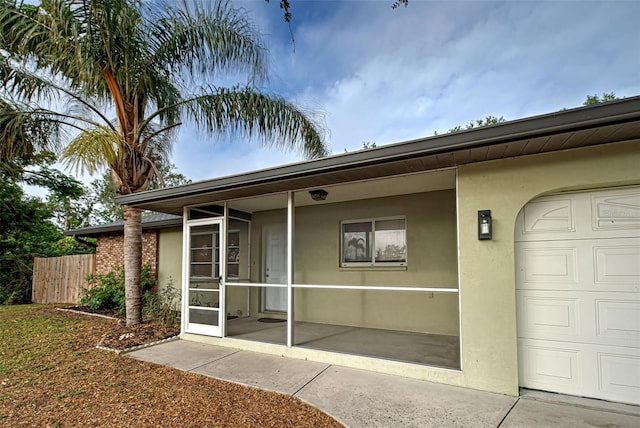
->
[263, 0, 640, 154]
[25, 1, 639, 197]
[167, 0, 640, 181]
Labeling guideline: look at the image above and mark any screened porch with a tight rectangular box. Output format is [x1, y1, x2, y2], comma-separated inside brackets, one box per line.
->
[181, 169, 461, 370]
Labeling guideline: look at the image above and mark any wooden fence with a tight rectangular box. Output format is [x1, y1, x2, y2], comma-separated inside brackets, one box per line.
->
[32, 254, 96, 304]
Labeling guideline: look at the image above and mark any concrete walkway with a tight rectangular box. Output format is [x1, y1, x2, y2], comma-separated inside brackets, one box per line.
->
[128, 340, 640, 427]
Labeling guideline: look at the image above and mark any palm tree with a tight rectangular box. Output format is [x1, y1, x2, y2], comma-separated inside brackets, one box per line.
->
[0, 95, 59, 173]
[0, 0, 328, 325]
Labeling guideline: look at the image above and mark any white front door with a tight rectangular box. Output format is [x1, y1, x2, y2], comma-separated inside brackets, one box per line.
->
[184, 219, 224, 336]
[263, 224, 287, 312]
[515, 186, 640, 405]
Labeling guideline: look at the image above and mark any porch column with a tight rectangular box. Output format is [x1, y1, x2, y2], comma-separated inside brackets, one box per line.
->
[287, 191, 295, 347]
[181, 206, 189, 333]
[221, 202, 229, 337]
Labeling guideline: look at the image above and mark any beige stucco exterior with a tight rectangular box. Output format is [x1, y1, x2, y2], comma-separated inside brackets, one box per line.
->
[247, 190, 459, 335]
[167, 138, 640, 398]
[456, 138, 640, 395]
[158, 227, 183, 299]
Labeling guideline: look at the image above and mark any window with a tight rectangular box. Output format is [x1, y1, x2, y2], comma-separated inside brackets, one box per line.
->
[341, 217, 407, 266]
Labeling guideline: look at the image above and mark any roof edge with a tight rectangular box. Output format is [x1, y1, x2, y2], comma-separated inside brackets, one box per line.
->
[65, 215, 182, 237]
[117, 96, 640, 207]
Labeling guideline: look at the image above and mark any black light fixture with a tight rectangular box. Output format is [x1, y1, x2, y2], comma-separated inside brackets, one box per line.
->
[309, 189, 328, 202]
[478, 210, 492, 240]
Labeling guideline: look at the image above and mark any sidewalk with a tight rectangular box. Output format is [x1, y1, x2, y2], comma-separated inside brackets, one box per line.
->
[128, 340, 640, 427]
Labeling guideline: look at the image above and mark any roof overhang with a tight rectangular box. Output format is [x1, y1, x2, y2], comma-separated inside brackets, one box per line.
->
[117, 97, 640, 215]
[64, 214, 182, 238]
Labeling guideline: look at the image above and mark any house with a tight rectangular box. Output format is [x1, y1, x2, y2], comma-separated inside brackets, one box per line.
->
[86, 98, 640, 405]
[65, 213, 182, 288]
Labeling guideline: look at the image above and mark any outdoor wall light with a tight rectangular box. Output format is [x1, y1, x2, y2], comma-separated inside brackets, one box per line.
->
[478, 210, 492, 240]
[309, 189, 328, 202]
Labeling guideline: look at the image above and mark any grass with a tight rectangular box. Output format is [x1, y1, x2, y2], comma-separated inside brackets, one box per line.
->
[0, 305, 342, 427]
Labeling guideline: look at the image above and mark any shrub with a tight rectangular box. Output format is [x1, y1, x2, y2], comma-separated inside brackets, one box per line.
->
[0, 257, 32, 305]
[80, 266, 155, 316]
[143, 277, 180, 328]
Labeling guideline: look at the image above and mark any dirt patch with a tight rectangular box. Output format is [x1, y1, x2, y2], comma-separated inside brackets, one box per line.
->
[101, 322, 180, 350]
[0, 305, 343, 427]
[62, 306, 180, 351]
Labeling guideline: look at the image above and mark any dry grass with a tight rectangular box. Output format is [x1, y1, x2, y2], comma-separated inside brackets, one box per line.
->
[0, 305, 342, 427]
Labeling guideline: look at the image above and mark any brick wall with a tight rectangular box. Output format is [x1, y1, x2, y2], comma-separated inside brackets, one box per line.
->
[95, 231, 158, 279]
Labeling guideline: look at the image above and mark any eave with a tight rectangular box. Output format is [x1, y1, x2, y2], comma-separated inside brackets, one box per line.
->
[116, 97, 640, 215]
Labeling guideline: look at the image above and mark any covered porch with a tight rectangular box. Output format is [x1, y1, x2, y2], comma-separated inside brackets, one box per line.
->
[178, 167, 461, 370]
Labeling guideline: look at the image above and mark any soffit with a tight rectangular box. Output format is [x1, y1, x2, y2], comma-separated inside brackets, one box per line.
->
[225, 169, 456, 213]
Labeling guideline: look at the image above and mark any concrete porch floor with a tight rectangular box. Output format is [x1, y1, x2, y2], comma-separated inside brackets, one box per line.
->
[226, 317, 460, 370]
[128, 340, 640, 428]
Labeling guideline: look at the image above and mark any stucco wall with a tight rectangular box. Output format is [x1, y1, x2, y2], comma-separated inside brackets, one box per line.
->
[456, 138, 640, 396]
[157, 227, 183, 301]
[249, 190, 460, 335]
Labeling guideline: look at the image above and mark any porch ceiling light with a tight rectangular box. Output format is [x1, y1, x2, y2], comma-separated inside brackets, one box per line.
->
[309, 189, 328, 202]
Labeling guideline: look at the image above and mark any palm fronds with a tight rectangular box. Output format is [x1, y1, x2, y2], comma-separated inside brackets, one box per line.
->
[61, 126, 121, 175]
[1, 0, 328, 189]
[145, 86, 329, 159]
[147, 0, 267, 84]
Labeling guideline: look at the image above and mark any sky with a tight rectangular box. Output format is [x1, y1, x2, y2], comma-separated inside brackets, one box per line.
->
[25, 0, 640, 195]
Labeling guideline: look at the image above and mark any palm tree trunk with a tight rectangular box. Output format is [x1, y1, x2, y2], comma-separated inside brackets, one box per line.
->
[123, 205, 143, 325]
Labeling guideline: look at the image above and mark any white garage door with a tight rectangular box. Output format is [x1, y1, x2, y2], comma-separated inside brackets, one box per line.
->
[515, 186, 640, 405]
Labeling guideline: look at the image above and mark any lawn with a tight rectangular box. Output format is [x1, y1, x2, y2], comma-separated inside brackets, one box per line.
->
[0, 305, 342, 427]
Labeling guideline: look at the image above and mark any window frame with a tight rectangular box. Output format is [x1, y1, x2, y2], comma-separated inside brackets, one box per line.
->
[340, 216, 407, 267]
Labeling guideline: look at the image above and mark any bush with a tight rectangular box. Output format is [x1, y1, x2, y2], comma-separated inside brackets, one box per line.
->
[0, 257, 32, 305]
[0, 180, 94, 306]
[80, 266, 155, 316]
[143, 277, 180, 328]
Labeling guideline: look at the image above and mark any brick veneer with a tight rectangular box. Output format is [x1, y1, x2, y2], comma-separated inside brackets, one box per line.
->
[95, 231, 158, 279]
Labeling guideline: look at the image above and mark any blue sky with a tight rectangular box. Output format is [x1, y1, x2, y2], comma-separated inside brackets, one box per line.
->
[23, 0, 640, 195]
[170, 0, 640, 183]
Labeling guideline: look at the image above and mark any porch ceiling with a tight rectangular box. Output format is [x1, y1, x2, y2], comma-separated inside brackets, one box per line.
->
[118, 97, 640, 215]
[227, 169, 456, 213]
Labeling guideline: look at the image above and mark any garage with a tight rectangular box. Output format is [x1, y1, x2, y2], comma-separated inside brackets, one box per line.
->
[515, 186, 640, 405]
